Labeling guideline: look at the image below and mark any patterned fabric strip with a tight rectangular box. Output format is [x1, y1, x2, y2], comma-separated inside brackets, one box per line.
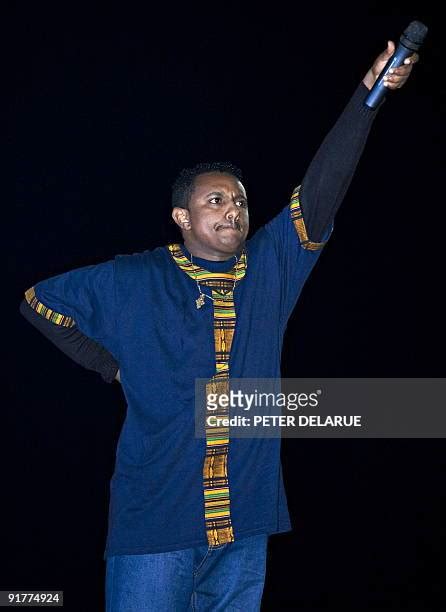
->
[290, 185, 328, 251]
[202, 287, 237, 546]
[24, 287, 75, 327]
[204, 370, 233, 546]
[168, 243, 246, 547]
[167, 244, 247, 287]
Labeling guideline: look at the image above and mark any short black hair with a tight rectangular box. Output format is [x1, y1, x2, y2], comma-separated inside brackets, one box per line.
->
[171, 162, 244, 209]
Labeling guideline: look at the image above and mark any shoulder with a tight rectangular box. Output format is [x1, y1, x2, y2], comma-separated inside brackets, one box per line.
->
[114, 246, 172, 283]
[115, 246, 167, 268]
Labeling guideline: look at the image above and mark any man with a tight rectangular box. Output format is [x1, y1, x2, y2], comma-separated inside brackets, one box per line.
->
[21, 42, 417, 611]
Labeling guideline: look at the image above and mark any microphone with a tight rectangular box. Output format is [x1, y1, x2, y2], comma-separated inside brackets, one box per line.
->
[364, 20, 428, 109]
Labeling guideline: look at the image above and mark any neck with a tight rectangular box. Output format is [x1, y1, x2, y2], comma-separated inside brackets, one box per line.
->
[182, 239, 240, 262]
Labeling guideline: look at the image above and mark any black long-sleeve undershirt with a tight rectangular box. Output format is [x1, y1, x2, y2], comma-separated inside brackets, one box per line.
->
[19, 299, 119, 383]
[300, 81, 381, 242]
[20, 81, 382, 382]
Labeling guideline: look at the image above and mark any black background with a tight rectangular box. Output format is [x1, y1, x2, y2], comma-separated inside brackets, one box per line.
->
[7, 3, 445, 611]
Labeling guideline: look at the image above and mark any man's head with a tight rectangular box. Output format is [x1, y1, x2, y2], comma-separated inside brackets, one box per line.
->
[171, 162, 249, 261]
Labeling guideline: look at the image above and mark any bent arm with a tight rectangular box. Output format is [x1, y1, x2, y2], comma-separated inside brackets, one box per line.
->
[20, 299, 120, 383]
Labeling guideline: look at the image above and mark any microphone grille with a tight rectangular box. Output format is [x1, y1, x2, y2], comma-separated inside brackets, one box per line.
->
[404, 20, 428, 45]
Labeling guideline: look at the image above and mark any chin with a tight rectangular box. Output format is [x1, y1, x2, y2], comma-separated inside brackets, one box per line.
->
[216, 235, 244, 252]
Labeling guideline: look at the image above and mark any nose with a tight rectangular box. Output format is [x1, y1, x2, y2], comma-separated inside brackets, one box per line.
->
[225, 203, 240, 223]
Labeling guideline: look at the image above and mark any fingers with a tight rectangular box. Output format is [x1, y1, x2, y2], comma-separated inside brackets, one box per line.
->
[383, 71, 409, 88]
[383, 53, 419, 89]
[385, 40, 395, 55]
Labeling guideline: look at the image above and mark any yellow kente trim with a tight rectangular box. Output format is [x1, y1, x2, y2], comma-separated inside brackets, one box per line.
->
[290, 185, 328, 251]
[168, 244, 242, 548]
[167, 244, 247, 282]
[24, 287, 75, 327]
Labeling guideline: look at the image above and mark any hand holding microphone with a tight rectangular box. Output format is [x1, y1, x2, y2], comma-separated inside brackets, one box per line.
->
[363, 21, 428, 109]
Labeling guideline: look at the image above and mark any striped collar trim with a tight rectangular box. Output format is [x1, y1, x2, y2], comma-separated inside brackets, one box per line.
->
[167, 243, 247, 283]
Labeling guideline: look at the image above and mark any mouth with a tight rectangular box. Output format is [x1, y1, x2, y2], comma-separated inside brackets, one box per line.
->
[216, 224, 242, 232]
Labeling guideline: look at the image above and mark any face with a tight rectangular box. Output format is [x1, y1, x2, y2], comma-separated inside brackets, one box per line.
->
[172, 172, 249, 261]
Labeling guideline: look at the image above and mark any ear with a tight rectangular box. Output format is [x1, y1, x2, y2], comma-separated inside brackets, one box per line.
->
[172, 207, 192, 231]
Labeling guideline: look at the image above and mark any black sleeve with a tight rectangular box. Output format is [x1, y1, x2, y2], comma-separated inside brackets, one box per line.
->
[20, 299, 119, 383]
[300, 81, 383, 242]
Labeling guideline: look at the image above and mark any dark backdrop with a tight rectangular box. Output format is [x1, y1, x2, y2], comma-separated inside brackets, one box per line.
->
[7, 4, 445, 611]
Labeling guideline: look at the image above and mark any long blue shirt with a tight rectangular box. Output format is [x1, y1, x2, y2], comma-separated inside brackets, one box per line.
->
[30, 191, 331, 557]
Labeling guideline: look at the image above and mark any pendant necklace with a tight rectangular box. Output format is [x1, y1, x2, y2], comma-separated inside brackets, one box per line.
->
[190, 253, 239, 309]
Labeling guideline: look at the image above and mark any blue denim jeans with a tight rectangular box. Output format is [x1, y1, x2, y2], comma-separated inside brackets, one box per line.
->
[105, 533, 268, 611]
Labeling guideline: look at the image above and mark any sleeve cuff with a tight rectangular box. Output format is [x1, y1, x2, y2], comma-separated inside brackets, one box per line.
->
[97, 356, 120, 384]
[351, 81, 386, 119]
[289, 185, 330, 251]
[25, 286, 75, 327]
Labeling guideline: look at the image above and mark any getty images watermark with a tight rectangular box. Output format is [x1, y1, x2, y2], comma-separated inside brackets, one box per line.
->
[194, 379, 446, 438]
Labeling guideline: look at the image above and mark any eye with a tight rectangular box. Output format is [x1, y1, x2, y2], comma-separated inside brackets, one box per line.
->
[236, 200, 248, 208]
[209, 197, 221, 204]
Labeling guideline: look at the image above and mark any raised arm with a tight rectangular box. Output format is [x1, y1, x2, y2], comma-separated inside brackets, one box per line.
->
[299, 40, 418, 244]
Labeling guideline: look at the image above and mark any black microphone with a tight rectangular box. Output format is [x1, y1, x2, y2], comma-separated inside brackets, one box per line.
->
[365, 20, 428, 109]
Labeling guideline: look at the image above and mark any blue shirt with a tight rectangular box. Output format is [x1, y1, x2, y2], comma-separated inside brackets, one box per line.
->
[30, 187, 332, 557]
